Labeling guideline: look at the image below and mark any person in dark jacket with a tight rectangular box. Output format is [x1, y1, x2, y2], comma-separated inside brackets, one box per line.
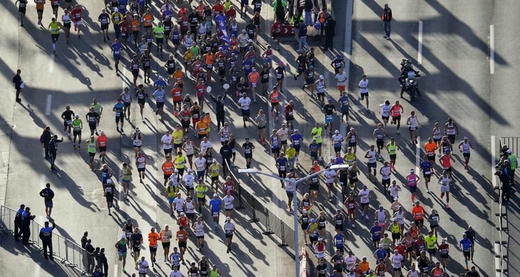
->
[14, 204, 25, 241]
[40, 126, 52, 160]
[12, 69, 23, 102]
[21, 206, 35, 244]
[323, 14, 335, 51]
[48, 135, 64, 170]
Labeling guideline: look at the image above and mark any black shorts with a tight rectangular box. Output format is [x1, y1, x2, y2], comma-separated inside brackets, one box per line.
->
[423, 173, 431, 182]
[309, 183, 319, 191]
[376, 139, 384, 149]
[156, 37, 163, 44]
[225, 233, 233, 239]
[138, 167, 145, 172]
[463, 153, 470, 159]
[101, 23, 109, 30]
[89, 152, 96, 157]
[115, 116, 124, 123]
[389, 154, 396, 161]
[392, 115, 401, 122]
[414, 218, 424, 225]
[19, 7, 26, 14]
[241, 109, 250, 117]
[280, 140, 287, 145]
[124, 102, 131, 108]
[244, 154, 252, 159]
[348, 141, 356, 148]
[73, 130, 81, 136]
[382, 116, 389, 121]
[181, 120, 190, 129]
[178, 241, 187, 249]
[382, 179, 390, 187]
[51, 34, 59, 41]
[463, 250, 470, 258]
[187, 213, 195, 220]
[447, 135, 456, 144]
[157, 102, 165, 109]
[99, 146, 107, 152]
[392, 232, 401, 240]
[164, 174, 172, 180]
[162, 242, 170, 249]
[427, 154, 436, 161]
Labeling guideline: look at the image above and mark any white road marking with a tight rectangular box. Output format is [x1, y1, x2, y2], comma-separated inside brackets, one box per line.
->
[48, 54, 55, 73]
[418, 21, 423, 64]
[113, 264, 118, 276]
[491, 135, 497, 188]
[415, 136, 421, 174]
[490, 25, 495, 74]
[45, 94, 52, 116]
[40, 174, 47, 187]
[34, 262, 41, 277]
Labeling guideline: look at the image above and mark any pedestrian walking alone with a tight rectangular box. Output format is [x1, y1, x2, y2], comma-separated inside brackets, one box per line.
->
[381, 4, 392, 40]
[39, 221, 56, 259]
[39, 183, 55, 218]
[12, 69, 24, 103]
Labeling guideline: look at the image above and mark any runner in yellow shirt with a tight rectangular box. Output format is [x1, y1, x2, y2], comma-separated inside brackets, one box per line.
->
[48, 17, 62, 54]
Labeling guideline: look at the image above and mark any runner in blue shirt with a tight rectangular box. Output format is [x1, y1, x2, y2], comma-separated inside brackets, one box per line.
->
[459, 233, 472, 270]
[309, 140, 320, 162]
[276, 153, 288, 188]
[333, 232, 345, 252]
[373, 244, 387, 261]
[152, 86, 166, 119]
[290, 129, 303, 164]
[370, 221, 382, 247]
[209, 194, 222, 230]
[111, 38, 122, 74]
[420, 156, 433, 193]
[113, 98, 125, 132]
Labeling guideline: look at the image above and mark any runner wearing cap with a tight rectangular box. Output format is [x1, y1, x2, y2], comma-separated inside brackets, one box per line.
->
[223, 217, 236, 253]
[411, 201, 425, 229]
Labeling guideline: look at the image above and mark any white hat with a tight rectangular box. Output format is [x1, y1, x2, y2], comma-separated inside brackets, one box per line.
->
[121, 234, 126, 239]
[335, 130, 339, 134]
[107, 179, 113, 184]
[213, 193, 218, 197]
[319, 75, 324, 80]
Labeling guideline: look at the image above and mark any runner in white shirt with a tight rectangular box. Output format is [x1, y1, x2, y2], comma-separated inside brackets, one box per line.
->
[344, 251, 358, 272]
[324, 167, 337, 201]
[379, 161, 391, 191]
[276, 124, 289, 152]
[358, 75, 369, 110]
[169, 267, 184, 277]
[406, 111, 420, 145]
[379, 100, 392, 128]
[389, 180, 402, 201]
[223, 217, 236, 253]
[365, 145, 377, 176]
[182, 169, 196, 198]
[237, 93, 251, 127]
[335, 67, 348, 95]
[223, 191, 235, 217]
[391, 250, 404, 273]
[193, 216, 205, 250]
[218, 123, 231, 144]
[173, 193, 185, 216]
[332, 130, 344, 154]
[284, 172, 296, 211]
[358, 185, 370, 219]
[161, 132, 173, 156]
[137, 256, 150, 276]
[194, 153, 206, 184]
[200, 137, 213, 154]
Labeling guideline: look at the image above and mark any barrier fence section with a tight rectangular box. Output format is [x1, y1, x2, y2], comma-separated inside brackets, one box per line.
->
[0, 205, 88, 275]
[224, 161, 297, 254]
[496, 137, 517, 276]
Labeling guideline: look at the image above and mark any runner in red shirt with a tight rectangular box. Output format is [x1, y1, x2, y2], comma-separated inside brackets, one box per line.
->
[70, 4, 83, 37]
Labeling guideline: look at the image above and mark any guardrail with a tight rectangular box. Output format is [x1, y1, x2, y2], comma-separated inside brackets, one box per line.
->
[224, 160, 296, 251]
[496, 138, 513, 277]
[0, 205, 88, 275]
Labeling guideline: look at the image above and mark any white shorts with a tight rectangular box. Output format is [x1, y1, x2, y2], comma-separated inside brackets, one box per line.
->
[441, 184, 450, 193]
[74, 20, 82, 26]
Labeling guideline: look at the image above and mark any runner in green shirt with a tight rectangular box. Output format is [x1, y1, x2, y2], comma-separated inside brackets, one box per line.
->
[72, 115, 83, 150]
[153, 22, 165, 57]
[48, 17, 62, 54]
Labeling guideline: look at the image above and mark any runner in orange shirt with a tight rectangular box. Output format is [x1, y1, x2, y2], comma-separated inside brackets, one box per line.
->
[248, 66, 260, 102]
[424, 137, 438, 169]
[34, 0, 45, 25]
[148, 227, 160, 267]
[131, 14, 140, 45]
[142, 9, 154, 34]
[411, 201, 425, 229]
[176, 226, 189, 263]
[96, 130, 108, 162]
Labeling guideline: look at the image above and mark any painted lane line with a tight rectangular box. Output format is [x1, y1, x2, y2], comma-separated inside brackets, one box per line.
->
[418, 21, 423, 64]
[415, 136, 421, 174]
[491, 135, 497, 189]
[45, 94, 52, 116]
[34, 262, 41, 277]
[490, 25, 495, 75]
[48, 54, 55, 73]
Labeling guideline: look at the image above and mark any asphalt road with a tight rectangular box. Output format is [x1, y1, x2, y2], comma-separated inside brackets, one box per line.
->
[0, 0, 299, 276]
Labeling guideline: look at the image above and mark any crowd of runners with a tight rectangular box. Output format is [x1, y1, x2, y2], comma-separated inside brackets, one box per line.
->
[10, 0, 499, 276]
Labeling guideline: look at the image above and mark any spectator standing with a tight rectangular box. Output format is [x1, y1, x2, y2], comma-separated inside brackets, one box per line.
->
[14, 204, 25, 241]
[39, 183, 55, 218]
[381, 4, 392, 40]
[297, 20, 309, 52]
[39, 221, 56, 260]
[21, 206, 35, 244]
[40, 126, 52, 160]
[323, 12, 335, 51]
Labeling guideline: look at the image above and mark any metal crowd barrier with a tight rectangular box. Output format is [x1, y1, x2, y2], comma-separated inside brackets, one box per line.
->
[0, 205, 88, 275]
[224, 161, 297, 252]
